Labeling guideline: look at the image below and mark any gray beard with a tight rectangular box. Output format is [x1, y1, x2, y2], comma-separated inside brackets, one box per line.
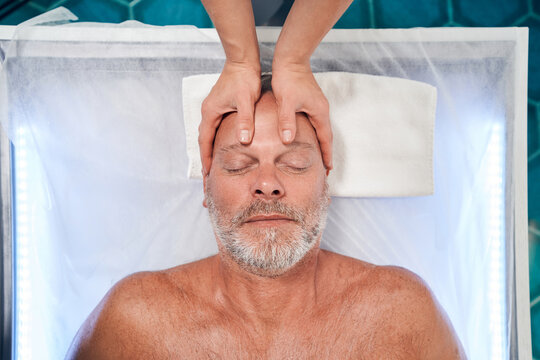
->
[206, 184, 329, 277]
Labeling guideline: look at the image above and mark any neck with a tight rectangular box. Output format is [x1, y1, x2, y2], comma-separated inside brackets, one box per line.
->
[212, 241, 322, 329]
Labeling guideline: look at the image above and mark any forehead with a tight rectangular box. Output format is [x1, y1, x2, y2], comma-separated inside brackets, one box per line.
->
[214, 92, 319, 153]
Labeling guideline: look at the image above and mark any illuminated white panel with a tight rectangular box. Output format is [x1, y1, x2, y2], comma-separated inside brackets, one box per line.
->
[486, 123, 507, 359]
[14, 127, 31, 360]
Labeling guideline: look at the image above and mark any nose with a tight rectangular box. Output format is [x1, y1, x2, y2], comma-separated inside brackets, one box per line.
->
[251, 165, 285, 200]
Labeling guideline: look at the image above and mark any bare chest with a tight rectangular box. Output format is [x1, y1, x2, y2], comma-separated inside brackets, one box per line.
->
[145, 307, 417, 360]
[151, 322, 353, 359]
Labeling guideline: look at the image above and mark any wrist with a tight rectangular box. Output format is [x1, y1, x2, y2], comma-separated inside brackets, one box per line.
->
[272, 57, 311, 74]
[225, 58, 261, 74]
[272, 42, 311, 72]
[220, 35, 260, 72]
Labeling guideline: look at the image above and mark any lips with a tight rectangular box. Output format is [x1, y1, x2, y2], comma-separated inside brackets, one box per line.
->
[245, 214, 294, 223]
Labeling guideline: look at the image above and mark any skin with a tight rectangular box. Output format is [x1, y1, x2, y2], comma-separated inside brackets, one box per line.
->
[66, 93, 467, 360]
[198, 0, 352, 174]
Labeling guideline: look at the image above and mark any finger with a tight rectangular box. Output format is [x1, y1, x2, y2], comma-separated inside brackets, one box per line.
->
[235, 96, 255, 144]
[199, 106, 224, 175]
[319, 133, 333, 171]
[307, 111, 333, 170]
[198, 129, 215, 177]
[277, 101, 297, 144]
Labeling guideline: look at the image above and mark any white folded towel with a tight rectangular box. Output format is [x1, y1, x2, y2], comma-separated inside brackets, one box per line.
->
[182, 72, 436, 198]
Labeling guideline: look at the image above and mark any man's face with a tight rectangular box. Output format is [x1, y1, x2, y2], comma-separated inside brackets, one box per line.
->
[205, 92, 330, 277]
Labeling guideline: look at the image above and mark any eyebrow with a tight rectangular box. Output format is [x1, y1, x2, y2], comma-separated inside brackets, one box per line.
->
[218, 141, 316, 154]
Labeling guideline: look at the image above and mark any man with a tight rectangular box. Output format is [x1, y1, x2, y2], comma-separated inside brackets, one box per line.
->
[66, 76, 466, 359]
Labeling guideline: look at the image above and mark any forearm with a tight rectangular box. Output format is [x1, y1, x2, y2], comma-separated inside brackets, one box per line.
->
[273, 0, 353, 68]
[201, 0, 260, 69]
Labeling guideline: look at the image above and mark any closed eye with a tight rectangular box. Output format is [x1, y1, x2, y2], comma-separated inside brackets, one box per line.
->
[281, 165, 310, 173]
[220, 156, 257, 175]
[223, 165, 253, 174]
[276, 151, 313, 174]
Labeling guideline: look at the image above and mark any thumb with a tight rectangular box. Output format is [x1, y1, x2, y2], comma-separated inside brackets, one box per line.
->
[277, 101, 297, 144]
[235, 97, 255, 144]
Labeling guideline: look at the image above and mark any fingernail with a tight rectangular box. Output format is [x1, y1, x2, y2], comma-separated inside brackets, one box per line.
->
[240, 130, 249, 143]
[282, 130, 292, 142]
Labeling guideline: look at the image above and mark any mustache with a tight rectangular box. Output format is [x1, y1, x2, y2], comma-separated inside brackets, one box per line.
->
[231, 200, 304, 226]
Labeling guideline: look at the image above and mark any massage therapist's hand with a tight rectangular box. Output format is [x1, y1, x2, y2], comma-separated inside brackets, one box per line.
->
[199, 60, 261, 175]
[272, 64, 333, 170]
[269, 0, 354, 171]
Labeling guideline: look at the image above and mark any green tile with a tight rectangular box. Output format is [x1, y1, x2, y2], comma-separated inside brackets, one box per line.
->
[522, 18, 540, 101]
[29, 0, 60, 10]
[534, 0, 540, 16]
[532, 299, 540, 357]
[133, 0, 213, 27]
[454, 0, 528, 26]
[60, 0, 128, 23]
[530, 103, 539, 157]
[334, 0, 371, 29]
[530, 219, 540, 299]
[373, 0, 447, 28]
[0, 2, 42, 25]
[527, 104, 539, 353]
[530, 157, 540, 221]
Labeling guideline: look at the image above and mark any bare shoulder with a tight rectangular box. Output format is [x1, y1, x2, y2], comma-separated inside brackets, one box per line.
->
[65, 256, 216, 360]
[320, 251, 430, 303]
[322, 251, 441, 313]
[321, 251, 467, 359]
[363, 263, 434, 302]
[370, 265, 467, 359]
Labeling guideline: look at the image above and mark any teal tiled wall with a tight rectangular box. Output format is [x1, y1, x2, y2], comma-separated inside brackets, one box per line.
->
[1, 0, 539, 356]
[0, 0, 213, 27]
